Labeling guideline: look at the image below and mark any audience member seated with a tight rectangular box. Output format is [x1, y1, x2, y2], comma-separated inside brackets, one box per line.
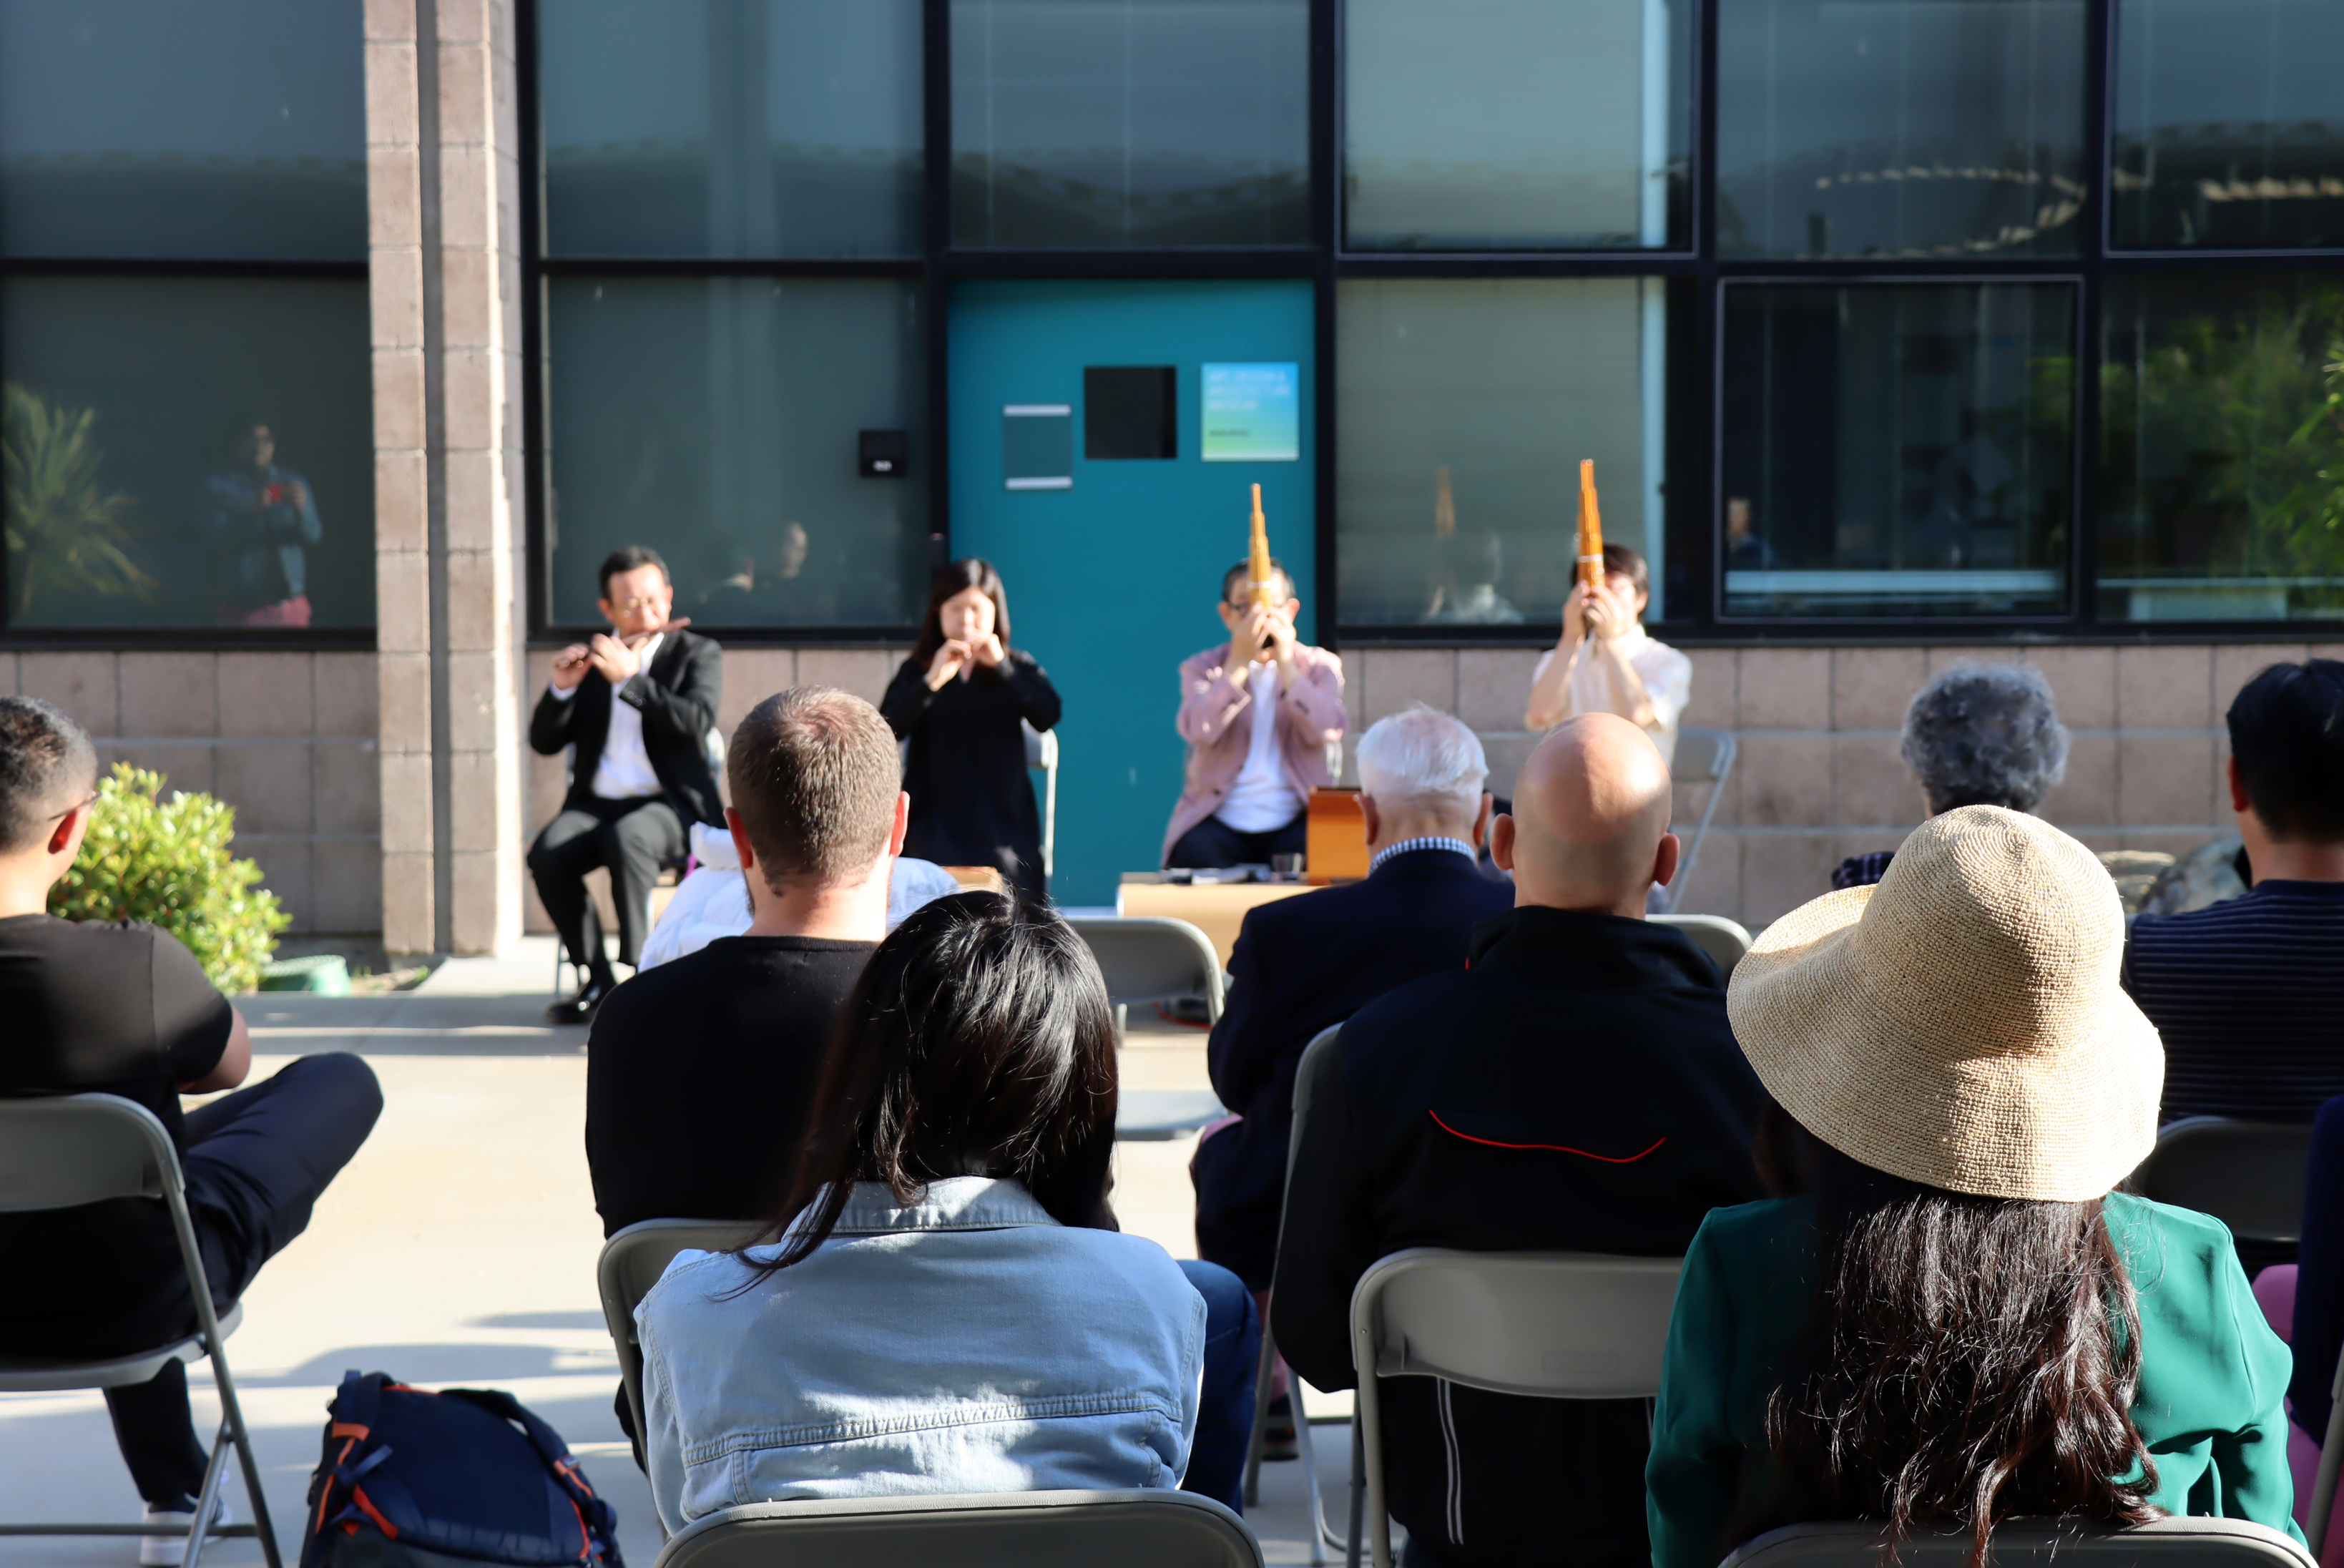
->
[634, 822, 962, 969]
[0, 696, 383, 1560]
[1272, 714, 1765, 1568]
[1164, 557, 1347, 870]
[2125, 658, 2344, 1122]
[1648, 805, 2301, 1568]
[1834, 660, 2069, 890]
[635, 894, 1260, 1531]
[1192, 705, 1511, 1453]
[529, 545, 725, 1023]
[2283, 1093, 2344, 1554]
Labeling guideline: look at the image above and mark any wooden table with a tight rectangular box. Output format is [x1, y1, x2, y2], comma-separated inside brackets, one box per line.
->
[1117, 876, 1320, 966]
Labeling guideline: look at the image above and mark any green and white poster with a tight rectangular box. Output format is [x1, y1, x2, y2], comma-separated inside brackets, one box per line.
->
[1201, 362, 1300, 461]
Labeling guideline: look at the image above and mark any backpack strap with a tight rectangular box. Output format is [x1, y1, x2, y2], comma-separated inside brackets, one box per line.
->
[440, 1388, 623, 1564]
[303, 1371, 396, 1568]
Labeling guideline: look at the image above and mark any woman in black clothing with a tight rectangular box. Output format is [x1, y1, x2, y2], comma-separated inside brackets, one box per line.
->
[881, 559, 1061, 901]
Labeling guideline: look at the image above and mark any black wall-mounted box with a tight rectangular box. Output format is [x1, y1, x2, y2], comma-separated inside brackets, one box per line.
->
[859, 429, 908, 478]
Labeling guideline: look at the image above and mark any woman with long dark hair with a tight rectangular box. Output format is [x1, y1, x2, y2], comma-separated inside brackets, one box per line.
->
[880, 559, 1061, 901]
[633, 894, 1258, 1534]
[1647, 806, 2302, 1568]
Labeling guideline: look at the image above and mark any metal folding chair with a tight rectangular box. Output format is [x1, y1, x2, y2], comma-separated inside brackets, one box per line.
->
[0, 1092, 280, 1568]
[653, 1488, 1263, 1568]
[1025, 720, 1058, 885]
[1066, 916, 1227, 1035]
[1652, 913, 1755, 979]
[1720, 1516, 2312, 1568]
[1349, 1248, 1683, 1568]
[1659, 727, 1736, 914]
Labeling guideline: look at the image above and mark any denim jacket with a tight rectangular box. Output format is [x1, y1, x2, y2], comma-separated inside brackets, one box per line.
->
[637, 1177, 1205, 1533]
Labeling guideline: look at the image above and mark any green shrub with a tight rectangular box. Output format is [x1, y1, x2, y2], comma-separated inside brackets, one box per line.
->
[49, 763, 288, 993]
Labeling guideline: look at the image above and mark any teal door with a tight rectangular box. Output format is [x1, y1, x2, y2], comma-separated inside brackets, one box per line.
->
[949, 279, 1317, 907]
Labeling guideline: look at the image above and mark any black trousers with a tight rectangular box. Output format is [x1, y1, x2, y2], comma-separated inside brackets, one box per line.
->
[527, 795, 685, 972]
[109, 1052, 383, 1506]
[1165, 811, 1306, 871]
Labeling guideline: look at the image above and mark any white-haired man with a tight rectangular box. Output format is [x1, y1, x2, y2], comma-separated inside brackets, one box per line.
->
[1190, 704, 1512, 1454]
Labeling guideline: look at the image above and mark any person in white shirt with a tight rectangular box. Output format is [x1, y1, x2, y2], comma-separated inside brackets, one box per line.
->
[527, 545, 724, 1021]
[1523, 543, 1692, 767]
[633, 821, 966, 971]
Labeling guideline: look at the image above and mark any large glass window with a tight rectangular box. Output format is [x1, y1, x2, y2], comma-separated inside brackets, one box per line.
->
[1720, 283, 2075, 619]
[2112, 0, 2344, 252]
[951, 0, 1309, 247]
[2099, 273, 2344, 622]
[1716, 0, 2086, 259]
[0, 0, 365, 260]
[1344, 0, 1692, 251]
[1337, 278, 1673, 627]
[539, 0, 923, 258]
[544, 278, 927, 629]
[3, 277, 374, 629]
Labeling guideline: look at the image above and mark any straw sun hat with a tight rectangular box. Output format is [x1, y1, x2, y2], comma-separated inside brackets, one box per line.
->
[1726, 805, 2163, 1202]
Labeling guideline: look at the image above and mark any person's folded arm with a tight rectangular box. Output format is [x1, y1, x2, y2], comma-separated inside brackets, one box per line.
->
[1276, 654, 1346, 743]
[1268, 1043, 1373, 1392]
[1178, 662, 1252, 746]
[878, 657, 936, 739]
[1004, 657, 1063, 731]
[621, 639, 722, 748]
[529, 681, 580, 755]
[1647, 1215, 1751, 1568]
[2206, 1235, 2310, 1544]
[180, 1009, 252, 1094]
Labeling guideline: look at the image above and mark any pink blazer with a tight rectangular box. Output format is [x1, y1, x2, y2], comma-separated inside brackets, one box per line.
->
[1162, 642, 1348, 863]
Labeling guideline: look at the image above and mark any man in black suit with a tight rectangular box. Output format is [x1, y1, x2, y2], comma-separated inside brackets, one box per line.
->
[529, 545, 723, 1021]
[1271, 715, 1765, 1568]
[1192, 705, 1513, 1450]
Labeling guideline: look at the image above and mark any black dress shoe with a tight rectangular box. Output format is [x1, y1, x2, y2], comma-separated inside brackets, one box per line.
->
[547, 978, 612, 1024]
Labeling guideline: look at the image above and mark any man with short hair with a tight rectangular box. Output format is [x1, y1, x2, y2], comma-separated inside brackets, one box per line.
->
[1523, 542, 1693, 766]
[529, 544, 725, 1021]
[1272, 715, 1765, 1568]
[0, 696, 381, 1559]
[1163, 558, 1347, 870]
[2126, 657, 2344, 1122]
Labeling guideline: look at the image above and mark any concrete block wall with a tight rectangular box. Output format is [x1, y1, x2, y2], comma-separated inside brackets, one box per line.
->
[0, 650, 382, 934]
[1336, 640, 2344, 932]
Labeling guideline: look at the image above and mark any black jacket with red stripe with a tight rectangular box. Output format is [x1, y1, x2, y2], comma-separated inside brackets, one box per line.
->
[1270, 906, 1766, 1568]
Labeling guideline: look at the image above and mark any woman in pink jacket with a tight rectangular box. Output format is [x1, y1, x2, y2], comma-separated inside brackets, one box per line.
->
[1162, 559, 1348, 868]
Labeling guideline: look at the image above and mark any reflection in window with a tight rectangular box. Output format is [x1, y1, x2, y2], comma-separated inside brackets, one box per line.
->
[540, 0, 923, 258]
[1716, 0, 2086, 258]
[1721, 285, 2074, 619]
[1, 278, 374, 628]
[1345, 0, 1690, 251]
[951, 0, 1308, 247]
[2112, 0, 2344, 251]
[0, 0, 364, 259]
[545, 278, 927, 628]
[1336, 278, 1671, 627]
[2100, 275, 2344, 622]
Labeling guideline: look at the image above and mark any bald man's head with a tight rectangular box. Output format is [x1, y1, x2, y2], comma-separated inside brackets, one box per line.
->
[1495, 714, 1678, 916]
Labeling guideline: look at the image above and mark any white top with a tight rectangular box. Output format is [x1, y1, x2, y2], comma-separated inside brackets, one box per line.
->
[634, 826, 967, 970]
[1215, 660, 1304, 834]
[549, 632, 664, 799]
[1530, 625, 1694, 767]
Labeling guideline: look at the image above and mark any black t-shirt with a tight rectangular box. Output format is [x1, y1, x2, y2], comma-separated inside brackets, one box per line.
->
[584, 933, 876, 1237]
[0, 914, 235, 1353]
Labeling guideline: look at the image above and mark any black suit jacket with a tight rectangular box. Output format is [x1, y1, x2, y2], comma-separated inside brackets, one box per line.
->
[1270, 906, 1766, 1568]
[528, 629, 724, 827]
[1192, 847, 1514, 1288]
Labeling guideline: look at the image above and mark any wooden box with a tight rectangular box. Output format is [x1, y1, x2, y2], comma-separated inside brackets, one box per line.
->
[1305, 788, 1368, 884]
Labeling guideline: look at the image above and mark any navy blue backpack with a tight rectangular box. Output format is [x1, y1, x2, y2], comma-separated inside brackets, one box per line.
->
[303, 1371, 623, 1567]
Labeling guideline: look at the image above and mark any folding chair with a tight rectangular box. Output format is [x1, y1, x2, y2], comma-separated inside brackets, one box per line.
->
[1066, 916, 1227, 1034]
[1652, 913, 1755, 979]
[0, 1092, 280, 1568]
[2130, 1117, 2315, 1250]
[1025, 720, 1058, 886]
[597, 1215, 768, 1536]
[1349, 1248, 1684, 1568]
[1243, 1024, 1346, 1563]
[1658, 727, 1735, 915]
[653, 1488, 1263, 1568]
[1720, 1516, 2313, 1568]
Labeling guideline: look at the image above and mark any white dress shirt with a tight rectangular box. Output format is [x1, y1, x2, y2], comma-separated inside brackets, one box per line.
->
[1530, 624, 1693, 766]
[1215, 659, 1305, 833]
[549, 632, 664, 800]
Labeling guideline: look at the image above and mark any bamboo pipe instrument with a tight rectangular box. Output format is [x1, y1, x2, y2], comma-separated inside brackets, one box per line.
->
[1247, 484, 1277, 606]
[1576, 459, 1605, 589]
[1434, 464, 1456, 537]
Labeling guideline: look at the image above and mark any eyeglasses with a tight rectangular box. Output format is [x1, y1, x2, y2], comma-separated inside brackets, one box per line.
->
[47, 793, 97, 823]
[607, 597, 665, 613]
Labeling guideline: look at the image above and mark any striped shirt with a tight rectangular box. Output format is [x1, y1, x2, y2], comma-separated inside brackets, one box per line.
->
[1369, 836, 1478, 873]
[2122, 880, 2344, 1122]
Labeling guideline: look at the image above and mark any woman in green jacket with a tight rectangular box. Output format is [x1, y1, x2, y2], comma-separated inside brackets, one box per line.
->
[1647, 806, 2303, 1568]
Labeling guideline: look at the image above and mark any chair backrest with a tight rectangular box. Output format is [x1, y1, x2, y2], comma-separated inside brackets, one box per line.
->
[1652, 913, 1755, 979]
[1065, 917, 1225, 1021]
[597, 1218, 768, 1456]
[0, 1092, 179, 1212]
[1285, 1024, 1343, 1182]
[1672, 726, 1735, 785]
[1023, 720, 1056, 771]
[654, 1489, 1264, 1568]
[1720, 1517, 2313, 1568]
[2131, 1117, 2316, 1244]
[1350, 1248, 1682, 1400]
